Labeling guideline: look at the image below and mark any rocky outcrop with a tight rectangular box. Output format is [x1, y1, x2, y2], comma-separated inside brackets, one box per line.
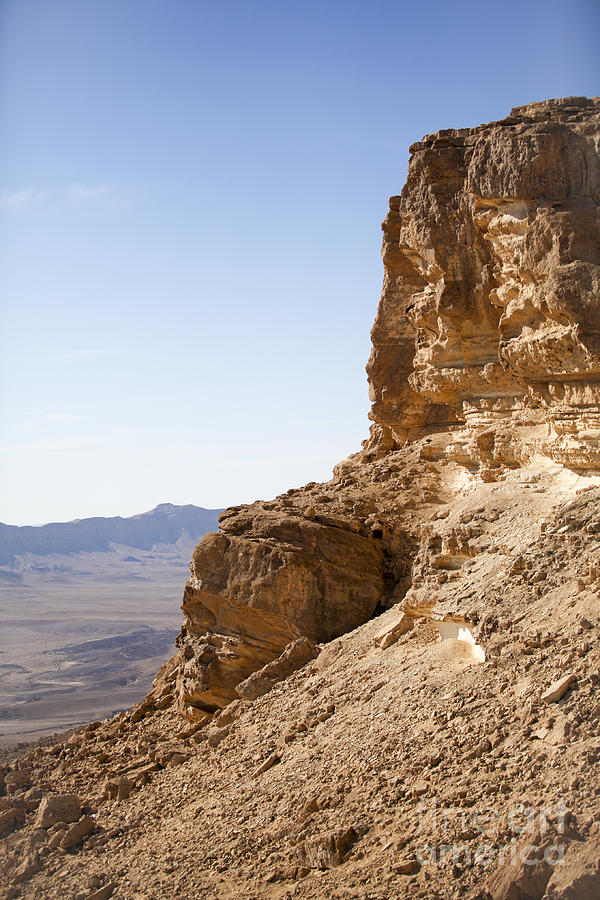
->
[173, 97, 600, 718]
[4, 475, 600, 899]
[367, 96, 600, 474]
[175, 507, 388, 714]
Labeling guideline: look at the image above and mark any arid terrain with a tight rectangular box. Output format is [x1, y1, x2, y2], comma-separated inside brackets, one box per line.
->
[0, 505, 220, 745]
[0, 96, 599, 900]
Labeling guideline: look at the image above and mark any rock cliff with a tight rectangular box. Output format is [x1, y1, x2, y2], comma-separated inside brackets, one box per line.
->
[174, 96, 600, 719]
[367, 96, 600, 473]
[2, 97, 600, 900]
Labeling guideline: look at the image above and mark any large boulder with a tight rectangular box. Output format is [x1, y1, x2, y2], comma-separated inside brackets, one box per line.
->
[175, 508, 386, 715]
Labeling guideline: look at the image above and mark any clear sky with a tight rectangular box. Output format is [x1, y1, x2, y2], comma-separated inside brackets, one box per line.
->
[1, 0, 598, 525]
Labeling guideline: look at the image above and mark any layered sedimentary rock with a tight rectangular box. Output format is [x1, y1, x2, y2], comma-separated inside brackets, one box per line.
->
[367, 96, 600, 472]
[176, 507, 388, 714]
[174, 97, 600, 717]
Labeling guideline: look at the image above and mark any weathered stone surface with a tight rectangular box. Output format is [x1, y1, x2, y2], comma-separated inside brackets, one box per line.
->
[486, 839, 552, 900]
[35, 793, 82, 828]
[60, 815, 95, 849]
[0, 806, 25, 837]
[544, 832, 600, 898]
[212, 699, 246, 727]
[85, 883, 117, 900]
[297, 826, 358, 869]
[366, 96, 600, 473]
[541, 673, 576, 704]
[4, 771, 30, 795]
[253, 752, 280, 777]
[374, 608, 414, 649]
[102, 776, 131, 802]
[175, 511, 386, 714]
[236, 637, 319, 700]
[11, 855, 42, 885]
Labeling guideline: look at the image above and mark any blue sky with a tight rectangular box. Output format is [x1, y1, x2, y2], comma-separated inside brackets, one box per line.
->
[1, 0, 598, 525]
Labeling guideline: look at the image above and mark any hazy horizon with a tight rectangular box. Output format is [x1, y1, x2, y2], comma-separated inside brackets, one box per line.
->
[0, 499, 223, 529]
[1, 0, 598, 526]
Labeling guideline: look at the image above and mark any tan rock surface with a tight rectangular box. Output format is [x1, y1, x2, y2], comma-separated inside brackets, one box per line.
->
[175, 508, 388, 713]
[236, 637, 319, 701]
[2, 460, 600, 898]
[367, 96, 600, 468]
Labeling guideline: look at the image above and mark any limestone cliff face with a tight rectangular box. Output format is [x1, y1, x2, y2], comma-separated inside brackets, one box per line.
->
[367, 96, 600, 473]
[174, 97, 600, 720]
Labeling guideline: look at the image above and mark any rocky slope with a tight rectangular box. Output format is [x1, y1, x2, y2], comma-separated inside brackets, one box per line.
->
[173, 96, 600, 722]
[0, 97, 599, 900]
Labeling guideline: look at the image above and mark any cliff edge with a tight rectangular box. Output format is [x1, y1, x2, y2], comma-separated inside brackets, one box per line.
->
[2, 98, 600, 900]
[171, 96, 600, 720]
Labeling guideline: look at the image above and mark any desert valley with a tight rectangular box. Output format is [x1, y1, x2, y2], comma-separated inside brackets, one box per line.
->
[0, 504, 220, 745]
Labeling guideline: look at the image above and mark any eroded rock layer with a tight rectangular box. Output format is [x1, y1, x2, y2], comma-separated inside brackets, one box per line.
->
[173, 97, 600, 718]
[367, 96, 600, 471]
[176, 510, 387, 713]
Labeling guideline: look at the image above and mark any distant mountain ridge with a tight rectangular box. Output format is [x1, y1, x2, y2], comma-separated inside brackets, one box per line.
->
[0, 503, 223, 565]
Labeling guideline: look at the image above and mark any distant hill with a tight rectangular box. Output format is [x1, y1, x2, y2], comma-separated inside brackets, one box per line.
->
[0, 503, 222, 565]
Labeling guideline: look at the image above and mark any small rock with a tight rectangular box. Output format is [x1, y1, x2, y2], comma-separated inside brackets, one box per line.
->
[85, 881, 117, 900]
[236, 638, 319, 701]
[253, 752, 280, 776]
[297, 826, 358, 869]
[0, 806, 26, 837]
[168, 752, 189, 766]
[4, 771, 30, 795]
[213, 699, 246, 727]
[375, 610, 414, 649]
[48, 831, 65, 850]
[395, 857, 420, 875]
[60, 815, 95, 850]
[102, 777, 131, 802]
[29, 827, 49, 847]
[154, 695, 173, 710]
[542, 674, 576, 704]
[299, 797, 320, 821]
[411, 780, 429, 798]
[207, 726, 229, 748]
[12, 855, 42, 884]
